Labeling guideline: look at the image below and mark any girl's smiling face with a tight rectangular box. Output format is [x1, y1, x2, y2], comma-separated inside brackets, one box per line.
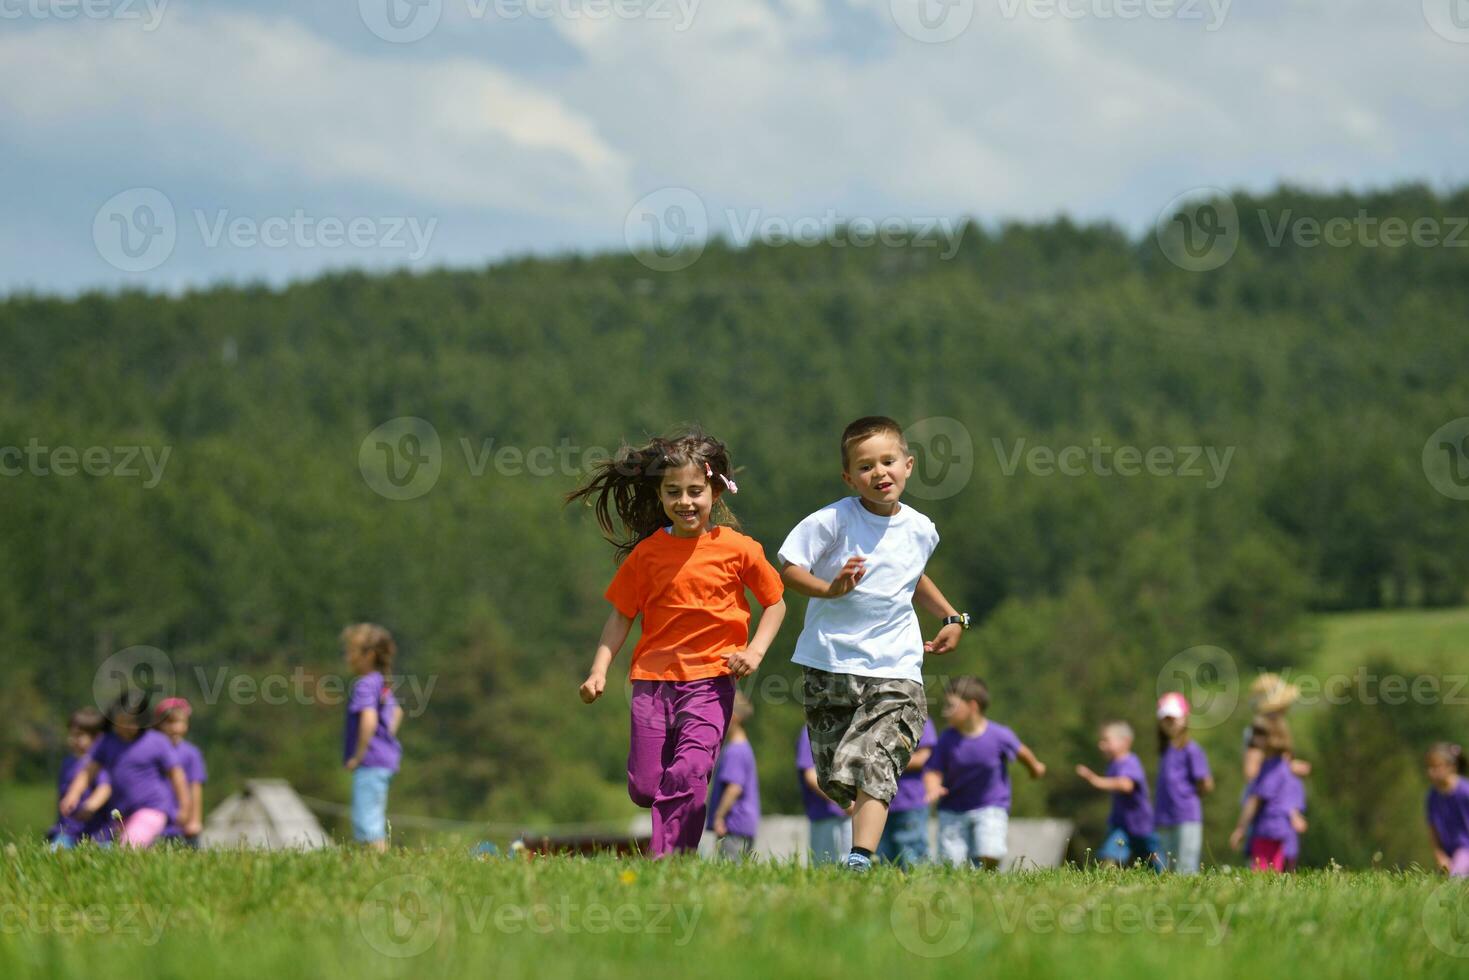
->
[660, 462, 716, 536]
[160, 711, 189, 743]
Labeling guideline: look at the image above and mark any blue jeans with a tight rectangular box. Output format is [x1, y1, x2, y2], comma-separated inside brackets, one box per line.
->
[1097, 825, 1163, 872]
[352, 766, 394, 843]
[876, 806, 930, 868]
[808, 817, 851, 865]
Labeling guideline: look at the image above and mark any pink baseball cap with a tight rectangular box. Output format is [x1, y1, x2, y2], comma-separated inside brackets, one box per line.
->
[1156, 692, 1190, 720]
[154, 697, 192, 720]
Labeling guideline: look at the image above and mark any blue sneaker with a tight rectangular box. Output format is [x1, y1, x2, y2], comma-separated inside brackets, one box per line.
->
[845, 852, 872, 873]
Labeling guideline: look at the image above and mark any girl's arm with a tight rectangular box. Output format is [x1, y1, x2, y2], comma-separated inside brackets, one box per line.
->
[1289, 758, 1311, 777]
[1289, 808, 1307, 834]
[1229, 797, 1261, 849]
[803, 768, 845, 809]
[347, 707, 378, 768]
[1017, 744, 1047, 779]
[168, 766, 188, 816]
[186, 783, 205, 836]
[923, 769, 947, 805]
[711, 783, 743, 836]
[1197, 775, 1215, 795]
[906, 747, 932, 772]
[78, 781, 111, 819]
[59, 760, 102, 815]
[914, 574, 963, 655]
[1243, 746, 1263, 781]
[781, 560, 865, 599]
[580, 608, 634, 704]
[1430, 823, 1452, 871]
[726, 599, 787, 679]
[387, 703, 404, 737]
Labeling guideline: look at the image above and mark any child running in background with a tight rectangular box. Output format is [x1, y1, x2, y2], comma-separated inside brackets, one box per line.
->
[796, 725, 852, 865]
[47, 707, 112, 849]
[1425, 742, 1469, 876]
[779, 417, 967, 873]
[877, 718, 936, 868]
[1230, 714, 1307, 872]
[342, 623, 404, 853]
[707, 693, 759, 862]
[925, 677, 1045, 869]
[570, 428, 786, 857]
[60, 691, 185, 848]
[1154, 693, 1213, 874]
[1077, 721, 1161, 871]
[156, 698, 207, 847]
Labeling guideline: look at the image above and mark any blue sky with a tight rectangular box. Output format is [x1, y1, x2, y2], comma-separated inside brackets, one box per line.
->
[2, 0, 1466, 295]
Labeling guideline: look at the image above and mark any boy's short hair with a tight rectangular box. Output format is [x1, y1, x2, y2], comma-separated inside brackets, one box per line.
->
[945, 675, 990, 712]
[1101, 720, 1134, 743]
[840, 416, 907, 470]
[68, 707, 106, 735]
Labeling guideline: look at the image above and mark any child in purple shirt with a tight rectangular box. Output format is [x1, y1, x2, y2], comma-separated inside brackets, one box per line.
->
[48, 707, 112, 849]
[1230, 715, 1306, 872]
[925, 677, 1046, 870]
[1154, 693, 1213, 874]
[343, 623, 404, 852]
[157, 698, 208, 847]
[60, 692, 186, 848]
[796, 726, 851, 865]
[877, 718, 937, 868]
[708, 694, 759, 861]
[1425, 742, 1469, 877]
[1077, 721, 1161, 871]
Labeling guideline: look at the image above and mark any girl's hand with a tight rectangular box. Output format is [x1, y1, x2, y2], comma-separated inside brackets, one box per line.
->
[1437, 851, 1453, 873]
[1289, 759, 1312, 778]
[924, 783, 948, 806]
[924, 623, 963, 656]
[824, 557, 867, 597]
[1290, 812, 1308, 834]
[1229, 826, 1245, 851]
[724, 648, 763, 679]
[185, 818, 204, 837]
[345, 756, 361, 771]
[59, 788, 82, 817]
[714, 816, 728, 837]
[580, 673, 607, 704]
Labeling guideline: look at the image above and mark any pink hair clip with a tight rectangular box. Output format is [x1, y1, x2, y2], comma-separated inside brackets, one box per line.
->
[705, 461, 738, 493]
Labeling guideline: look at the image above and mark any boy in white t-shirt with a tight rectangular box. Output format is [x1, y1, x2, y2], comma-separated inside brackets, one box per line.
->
[778, 416, 968, 872]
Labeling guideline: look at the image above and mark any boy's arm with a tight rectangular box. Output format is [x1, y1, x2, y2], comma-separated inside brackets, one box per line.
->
[781, 559, 865, 599]
[726, 598, 787, 678]
[581, 607, 635, 704]
[1075, 766, 1133, 793]
[347, 707, 377, 769]
[923, 769, 947, 805]
[711, 783, 742, 835]
[914, 574, 962, 655]
[1017, 744, 1047, 779]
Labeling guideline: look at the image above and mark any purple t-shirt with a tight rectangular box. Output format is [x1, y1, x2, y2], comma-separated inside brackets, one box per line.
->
[88, 730, 181, 819]
[926, 721, 1022, 813]
[344, 672, 402, 772]
[1427, 778, 1469, 853]
[795, 727, 845, 822]
[1281, 771, 1306, 861]
[1107, 752, 1154, 837]
[1246, 755, 1297, 842]
[51, 754, 111, 839]
[891, 720, 939, 813]
[706, 739, 759, 839]
[1154, 740, 1211, 827]
[162, 739, 209, 838]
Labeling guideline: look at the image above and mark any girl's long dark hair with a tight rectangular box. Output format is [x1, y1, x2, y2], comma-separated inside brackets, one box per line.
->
[566, 426, 739, 562]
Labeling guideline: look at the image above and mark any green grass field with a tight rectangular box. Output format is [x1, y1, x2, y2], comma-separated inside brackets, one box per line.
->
[3, 844, 1468, 979]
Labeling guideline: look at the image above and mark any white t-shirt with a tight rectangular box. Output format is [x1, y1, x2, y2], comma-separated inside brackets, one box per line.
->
[777, 496, 940, 681]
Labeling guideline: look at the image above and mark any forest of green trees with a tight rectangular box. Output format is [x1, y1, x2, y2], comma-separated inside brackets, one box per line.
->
[2, 184, 1467, 866]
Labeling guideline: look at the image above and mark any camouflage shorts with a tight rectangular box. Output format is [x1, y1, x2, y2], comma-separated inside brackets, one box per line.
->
[802, 667, 928, 807]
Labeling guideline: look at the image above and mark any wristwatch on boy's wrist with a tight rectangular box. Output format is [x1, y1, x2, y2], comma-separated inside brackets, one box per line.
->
[941, 613, 971, 630]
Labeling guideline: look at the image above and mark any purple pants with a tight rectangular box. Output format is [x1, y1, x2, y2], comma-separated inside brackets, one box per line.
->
[627, 675, 735, 857]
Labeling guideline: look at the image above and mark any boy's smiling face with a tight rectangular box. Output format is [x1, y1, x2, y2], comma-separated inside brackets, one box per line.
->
[842, 431, 912, 512]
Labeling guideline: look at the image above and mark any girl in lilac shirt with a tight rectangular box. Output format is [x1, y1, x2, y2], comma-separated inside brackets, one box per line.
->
[1154, 693, 1213, 874]
[1425, 742, 1469, 877]
[343, 623, 404, 852]
[59, 692, 186, 848]
[1230, 715, 1306, 872]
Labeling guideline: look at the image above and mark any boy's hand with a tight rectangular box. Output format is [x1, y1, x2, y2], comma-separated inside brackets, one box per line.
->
[1031, 762, 1047, 779]
[1074, 764, 1097, 785]
[824, 557, 867, 597]
[579, 672, 607, 704]
[924, 623, 963, 656]
[724, 648, 764, 679]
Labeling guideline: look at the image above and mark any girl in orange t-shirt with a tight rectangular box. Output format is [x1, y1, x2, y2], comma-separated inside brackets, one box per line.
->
[568, 427, 786, 856]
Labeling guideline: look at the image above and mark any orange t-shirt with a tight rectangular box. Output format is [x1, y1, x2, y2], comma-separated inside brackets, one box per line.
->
[604, 526, 785, 681]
